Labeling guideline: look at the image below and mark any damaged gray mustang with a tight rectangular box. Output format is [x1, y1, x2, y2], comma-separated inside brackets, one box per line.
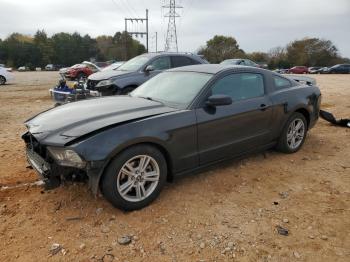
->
[23, 65, 321, 210]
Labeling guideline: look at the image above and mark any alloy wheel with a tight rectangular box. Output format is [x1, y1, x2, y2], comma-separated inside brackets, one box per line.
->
[116, 155, 160, 202]
[287, 118, 305, 150]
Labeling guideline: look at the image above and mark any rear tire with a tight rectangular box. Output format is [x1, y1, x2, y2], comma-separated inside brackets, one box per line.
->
[0, 76, 6, 85]
[101, 145, 167, 211]
[277, 112, 307, 154]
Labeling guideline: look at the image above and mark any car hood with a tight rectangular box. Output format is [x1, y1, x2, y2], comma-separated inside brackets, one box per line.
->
[25, 96, 178, 145]
[88, 70, 134, 81]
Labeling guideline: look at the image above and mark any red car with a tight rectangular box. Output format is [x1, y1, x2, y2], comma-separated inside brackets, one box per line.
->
[288, 66, 308, 74]
[64, 62, 100, 80]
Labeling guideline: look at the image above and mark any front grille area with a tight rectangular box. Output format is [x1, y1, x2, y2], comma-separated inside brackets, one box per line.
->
[22, 132, 47, 159]
[87, 79, 99, 90]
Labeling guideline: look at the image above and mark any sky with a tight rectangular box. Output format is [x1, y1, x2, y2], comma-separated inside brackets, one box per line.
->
[0, 0, 349, 57]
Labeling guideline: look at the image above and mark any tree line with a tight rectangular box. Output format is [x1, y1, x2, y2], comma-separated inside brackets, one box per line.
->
[0, 30, 146, 68]
[198, 35, 349, 68]
[0, 30, 349, 69]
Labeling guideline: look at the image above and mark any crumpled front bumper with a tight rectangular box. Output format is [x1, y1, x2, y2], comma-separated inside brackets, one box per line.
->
[23, 131, 104, 193]
[25, 147, 61, 189]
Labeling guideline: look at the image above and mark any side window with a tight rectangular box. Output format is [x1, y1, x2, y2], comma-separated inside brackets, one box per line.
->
[171, 56, 197, 68]
[246, 60, 254, 66]
[274, 76, 291, 90]
[149, 57, 171, 70]
[211, 73, 265, 101]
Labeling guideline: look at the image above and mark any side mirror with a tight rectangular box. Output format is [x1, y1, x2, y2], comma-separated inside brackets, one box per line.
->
[145, 65, 155, 72]
[206, 95, 232, 107]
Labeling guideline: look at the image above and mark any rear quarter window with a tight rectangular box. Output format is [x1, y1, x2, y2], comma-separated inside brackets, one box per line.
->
[171, 56, 200, 67]
[274, 75, 292, 90]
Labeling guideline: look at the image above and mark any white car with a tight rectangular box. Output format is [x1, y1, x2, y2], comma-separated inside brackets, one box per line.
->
[0, 67, 14, 85]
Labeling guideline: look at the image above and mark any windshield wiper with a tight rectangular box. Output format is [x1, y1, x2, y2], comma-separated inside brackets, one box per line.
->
[138, 96, 163, 104]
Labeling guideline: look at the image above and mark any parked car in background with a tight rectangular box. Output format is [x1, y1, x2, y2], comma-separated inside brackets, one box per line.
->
[308, 67, 323, 74]
[95, 62, 110, 68]
[220, 59, 260, 67]
[323, 64, 350, 74]
[256, 62, 268, 69]
[0, 67, 14, 85]
[64, 61, 100, 80]
[45, 64, 57, 71]
[288, 66, 308, 74]
[18, 66, 29, 72]
[319, 67, 330, 73]
[102, 62, 125, 72]
[23, 64, 321, 210]
[274, 69, 289, 74]
[87, 52, 208, 95]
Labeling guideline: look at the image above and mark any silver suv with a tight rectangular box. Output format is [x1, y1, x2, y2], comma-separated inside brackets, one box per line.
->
[87, 52, 208, 96]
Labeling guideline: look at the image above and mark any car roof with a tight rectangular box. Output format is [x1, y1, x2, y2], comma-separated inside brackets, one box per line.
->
[168, 64, 266, 74]
[139, 52, 203, 59]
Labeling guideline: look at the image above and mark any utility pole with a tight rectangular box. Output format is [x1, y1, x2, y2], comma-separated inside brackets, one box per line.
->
[124, 9, 149, 59]
[163, 0, 182, 52]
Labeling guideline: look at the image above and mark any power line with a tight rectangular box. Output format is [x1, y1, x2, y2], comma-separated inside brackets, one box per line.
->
[163, 0, 183, 52]
[111, 0, 128, 18]
[120, 0, 140, 18]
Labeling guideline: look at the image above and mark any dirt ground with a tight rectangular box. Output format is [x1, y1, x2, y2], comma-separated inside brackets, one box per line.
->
[0, 72, 349, 262]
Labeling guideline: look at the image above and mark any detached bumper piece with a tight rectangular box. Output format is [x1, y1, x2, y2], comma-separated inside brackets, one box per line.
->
[320, 110, 350, 128]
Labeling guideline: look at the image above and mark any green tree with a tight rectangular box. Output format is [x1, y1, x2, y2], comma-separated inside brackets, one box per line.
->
[286, 38, 341, 67]
[268, 46, 290, 69]
[1, 33, 41, 68]
[34, 30, 54, 67]
[247, 52, 269, 63]
[96, 32, 146, 61]
[198, 35, 245, 63]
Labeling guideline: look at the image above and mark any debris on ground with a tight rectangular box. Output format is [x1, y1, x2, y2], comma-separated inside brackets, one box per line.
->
[117, 235, 132, 245]
[49, 243, 62, 256]
[276, 225, 289, 236]
[320, 110, 350, 128]
[279, 191, 289, 199]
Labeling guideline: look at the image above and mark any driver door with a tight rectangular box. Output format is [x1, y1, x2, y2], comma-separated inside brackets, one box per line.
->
[140, 56, 171, 83]
[196, 72, 273, 164]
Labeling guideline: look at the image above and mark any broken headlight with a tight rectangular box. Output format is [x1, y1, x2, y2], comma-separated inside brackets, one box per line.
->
[47, 147, 86, 169]
[96, 79, 113, 87]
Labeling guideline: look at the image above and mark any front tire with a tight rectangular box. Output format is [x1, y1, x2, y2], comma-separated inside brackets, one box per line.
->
[0, 76, 6, 85]
[101, 145, 167, 211]
[277, 112, 307, 153]
[117, 86, 136, 95]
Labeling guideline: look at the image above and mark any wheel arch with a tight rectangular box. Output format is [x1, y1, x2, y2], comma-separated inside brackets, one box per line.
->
[294, 108, 310, 128]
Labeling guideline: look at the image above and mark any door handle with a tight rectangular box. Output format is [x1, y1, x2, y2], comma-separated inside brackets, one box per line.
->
[260, 104, 269, 111]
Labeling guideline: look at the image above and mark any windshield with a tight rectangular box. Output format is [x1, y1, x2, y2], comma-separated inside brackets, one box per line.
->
[131, 71, 212, 109]
[117, 55, 151, 71]
[103, 62, 123, 71]
[220, 59, 240, 65]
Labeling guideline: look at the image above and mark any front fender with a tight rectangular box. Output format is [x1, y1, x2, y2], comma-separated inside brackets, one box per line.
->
[71, 110, 198, 193]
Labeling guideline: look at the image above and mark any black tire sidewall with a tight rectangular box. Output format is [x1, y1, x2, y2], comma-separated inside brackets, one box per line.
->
[277, 112, 308, 154]
[0, 76, 6, 85]
[101, 145, 167, 211]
